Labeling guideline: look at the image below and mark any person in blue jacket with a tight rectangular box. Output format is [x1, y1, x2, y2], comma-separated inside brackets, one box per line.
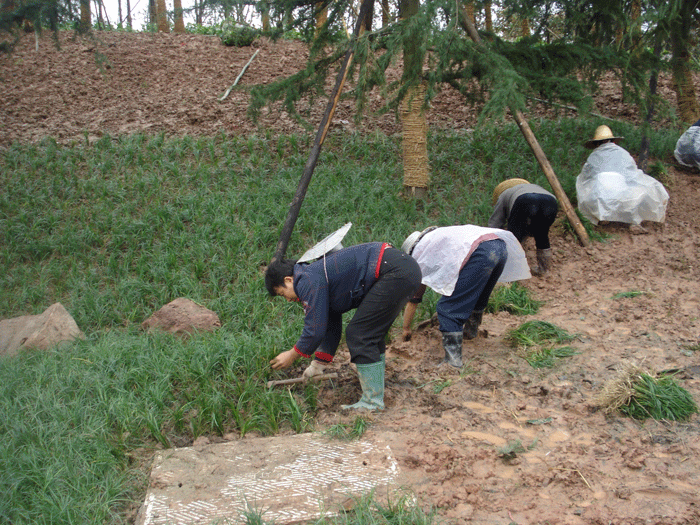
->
[265, 242, 421, 411]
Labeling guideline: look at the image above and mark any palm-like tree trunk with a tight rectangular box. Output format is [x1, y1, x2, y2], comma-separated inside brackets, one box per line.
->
[670, 0, 700, 124]
[156, 0, 169, 32]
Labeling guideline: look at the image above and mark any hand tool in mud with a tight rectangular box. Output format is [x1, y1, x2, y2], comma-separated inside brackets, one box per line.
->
[267, 373, 338, 389]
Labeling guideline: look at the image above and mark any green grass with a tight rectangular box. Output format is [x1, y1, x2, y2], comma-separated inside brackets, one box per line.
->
[0, 118, 678, 523]
[486, 282, 543, 315]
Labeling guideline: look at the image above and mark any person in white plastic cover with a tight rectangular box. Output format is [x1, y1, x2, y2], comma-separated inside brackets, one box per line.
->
[576, 125, 669, 229]
[674, 119, 700, 170]
[401, 225, 531, 369]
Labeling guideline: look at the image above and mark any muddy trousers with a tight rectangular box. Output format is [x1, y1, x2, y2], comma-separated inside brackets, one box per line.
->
[346, 247, 422, 365]
[437, 239, 507, 334]
[508, 193, 558, 250]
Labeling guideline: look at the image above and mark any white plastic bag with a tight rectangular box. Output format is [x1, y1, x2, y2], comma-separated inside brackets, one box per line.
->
[674, 124, 700, 169]
[576, 143, 669, 225]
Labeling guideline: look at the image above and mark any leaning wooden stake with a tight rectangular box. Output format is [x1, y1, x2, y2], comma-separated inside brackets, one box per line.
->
[270, 0, 373, 264]
[219, 48, 260, 102]
[458, 11, 590, 247]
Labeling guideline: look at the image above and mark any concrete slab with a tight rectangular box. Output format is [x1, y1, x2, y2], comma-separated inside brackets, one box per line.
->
[136, 433, 406, 525]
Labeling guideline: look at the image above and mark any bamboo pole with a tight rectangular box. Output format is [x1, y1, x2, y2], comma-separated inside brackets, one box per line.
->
[271, 0, 373, 263]
[458, 10, 590, 247]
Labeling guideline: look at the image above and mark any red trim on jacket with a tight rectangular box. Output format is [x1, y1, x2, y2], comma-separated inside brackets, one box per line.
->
[315, 351, 334, 362]
[375, 242, 389, 279]
[293, 345, 311, 358]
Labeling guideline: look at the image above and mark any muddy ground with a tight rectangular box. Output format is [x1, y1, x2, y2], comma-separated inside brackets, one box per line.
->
[2, 30, 700, 525]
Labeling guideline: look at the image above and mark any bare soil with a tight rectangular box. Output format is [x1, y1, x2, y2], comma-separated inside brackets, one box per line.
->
[3, 30, 700, 525]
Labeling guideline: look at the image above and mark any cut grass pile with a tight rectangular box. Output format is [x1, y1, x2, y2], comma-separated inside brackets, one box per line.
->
[592, 363, 699, 421]
[505, 320, 579, 369]
[486, 282, 543, 315]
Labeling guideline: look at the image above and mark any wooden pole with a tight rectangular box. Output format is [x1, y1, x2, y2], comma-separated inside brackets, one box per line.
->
[267, 373, 338, 389]
[458, 9, 590, 247]
[271, 0, 374, 264]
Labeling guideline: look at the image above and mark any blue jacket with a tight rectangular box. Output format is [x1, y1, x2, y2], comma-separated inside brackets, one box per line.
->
[292, 242, 388, 360]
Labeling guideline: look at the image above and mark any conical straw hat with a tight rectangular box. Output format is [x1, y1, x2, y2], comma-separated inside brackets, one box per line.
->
[492, 178, 529, 205]
[297, 222, 352, 263]
[584, 125, 624, 149]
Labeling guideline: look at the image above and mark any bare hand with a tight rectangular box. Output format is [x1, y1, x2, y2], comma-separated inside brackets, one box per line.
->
[270, 349, 298, 370]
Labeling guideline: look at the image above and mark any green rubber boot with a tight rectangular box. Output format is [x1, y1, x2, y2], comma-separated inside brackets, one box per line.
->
[341, 360, 385, 411]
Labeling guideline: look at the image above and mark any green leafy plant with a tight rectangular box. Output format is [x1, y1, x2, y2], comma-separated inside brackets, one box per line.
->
[324, 417, 370, 440]
[486, 282, 543, 315]
[221, 23, 259, 47]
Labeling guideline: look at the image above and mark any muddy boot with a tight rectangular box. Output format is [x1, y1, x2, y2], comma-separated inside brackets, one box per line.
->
[341, 361, 384, 411]
[441, 332, 463, 368]
[463, 310, 483, 340]
[532, 248, 552, 276]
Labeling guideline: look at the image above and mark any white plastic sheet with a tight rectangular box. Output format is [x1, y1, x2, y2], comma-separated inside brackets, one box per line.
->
[576, 143, 669, 225]
[674, 124, 700, 169]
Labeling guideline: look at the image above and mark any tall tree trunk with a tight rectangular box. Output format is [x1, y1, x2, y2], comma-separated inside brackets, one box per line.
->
[149, 0, 157, 26]
[261, 0, 270, 31]
[173, 0, 185, 32]
[670, 0, 700, 124]
[126, 0, 132, 29]
[399, 0, 429, 197]
[381, 0, 389, 27]
[156, 0, 169, 32]
[484, 1, 492, 33]
[364, 0, 373, 32]
[464, 0, 475, 26]
[118, 0, 122, 27]
[521, 17, 529, 37]
[315, 2, 327, 37]
[80, 0, 91, 31]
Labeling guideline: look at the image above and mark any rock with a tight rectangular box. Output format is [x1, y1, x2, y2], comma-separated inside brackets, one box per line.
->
[141, 297, 220, 336]
[0, 302, 85, 357]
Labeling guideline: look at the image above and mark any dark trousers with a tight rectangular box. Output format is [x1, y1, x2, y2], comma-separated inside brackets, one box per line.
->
[508, 193, 558, 249]
[346, 247, 421, 365]
[437, 239, 507, 333]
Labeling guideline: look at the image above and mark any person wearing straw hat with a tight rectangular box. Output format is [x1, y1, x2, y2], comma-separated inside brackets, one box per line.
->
[674, 118, 700, 170]
[401, 225, 530, 369]
[265, 231, 421, 411]
[488, 178, 558, 275]
[577, 125, 669, 228]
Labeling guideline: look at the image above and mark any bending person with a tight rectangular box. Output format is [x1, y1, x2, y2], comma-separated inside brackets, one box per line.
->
[265, 242, 421, 411]
[488, 178, 558, 275]
[402, 225, 530, 369]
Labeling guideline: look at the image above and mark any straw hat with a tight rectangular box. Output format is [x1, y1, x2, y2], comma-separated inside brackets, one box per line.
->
[491, 178, 529, 205]
[401, 226, 437, 255]
[584, 125, 624, 149]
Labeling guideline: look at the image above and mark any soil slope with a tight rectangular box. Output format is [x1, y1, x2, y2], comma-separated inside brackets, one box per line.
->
[3, 30, 700, 525]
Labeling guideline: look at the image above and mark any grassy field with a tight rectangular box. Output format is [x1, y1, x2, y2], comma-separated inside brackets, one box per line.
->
[0, 118, 679, 523]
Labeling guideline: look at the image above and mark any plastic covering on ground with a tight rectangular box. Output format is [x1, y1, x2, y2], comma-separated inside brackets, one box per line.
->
[576, 143, 669, 225]
[674, 124, 700, 169]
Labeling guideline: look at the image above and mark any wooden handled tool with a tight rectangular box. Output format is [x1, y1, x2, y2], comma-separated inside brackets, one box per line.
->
[267, 373, 338, 389]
